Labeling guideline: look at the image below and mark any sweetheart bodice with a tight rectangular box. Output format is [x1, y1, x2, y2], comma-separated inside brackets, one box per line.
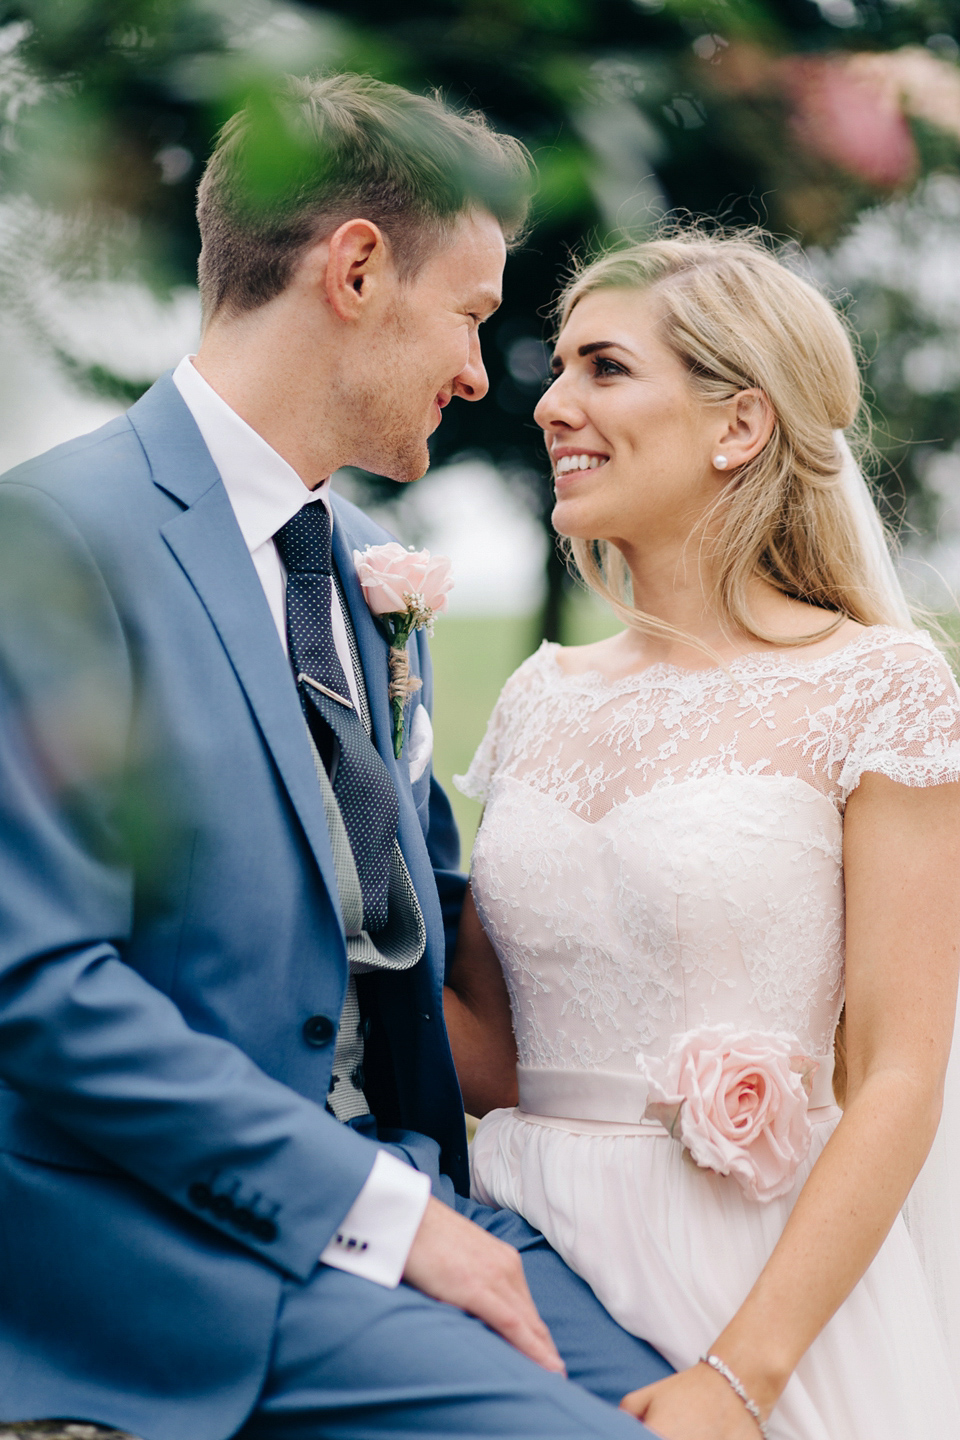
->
[470, 771, 844, 1081]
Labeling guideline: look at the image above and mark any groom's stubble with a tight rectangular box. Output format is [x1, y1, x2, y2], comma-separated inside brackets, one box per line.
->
[330, 293, 441, 486]
[325, 211, 506, 487]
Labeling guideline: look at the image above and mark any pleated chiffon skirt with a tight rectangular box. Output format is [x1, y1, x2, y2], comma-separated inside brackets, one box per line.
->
[472, 1107, 960, 1440]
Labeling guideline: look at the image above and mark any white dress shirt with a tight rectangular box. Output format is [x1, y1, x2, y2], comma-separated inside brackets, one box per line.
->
[172, 356, 431, 1288]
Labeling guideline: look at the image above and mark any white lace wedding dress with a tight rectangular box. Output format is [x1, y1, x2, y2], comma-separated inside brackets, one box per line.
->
[457, 626, 960, 1440]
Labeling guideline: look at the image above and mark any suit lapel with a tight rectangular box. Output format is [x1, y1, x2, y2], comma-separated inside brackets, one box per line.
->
[128, 378, 344, 931]
[331, 502, 444, 973]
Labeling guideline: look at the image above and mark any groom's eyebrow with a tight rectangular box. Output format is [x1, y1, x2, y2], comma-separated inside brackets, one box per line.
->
[472, 288, 502, 317]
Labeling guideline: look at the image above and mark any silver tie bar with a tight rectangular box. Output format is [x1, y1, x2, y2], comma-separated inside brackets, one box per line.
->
[298, 673, 354, 709]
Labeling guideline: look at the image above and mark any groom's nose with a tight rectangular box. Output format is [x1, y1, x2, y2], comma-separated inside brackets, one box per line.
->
[452, 329, 490, 402]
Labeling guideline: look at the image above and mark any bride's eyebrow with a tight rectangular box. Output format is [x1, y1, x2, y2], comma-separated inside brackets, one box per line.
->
[578, 340, 634, 358]
[550, 339, 634, 373]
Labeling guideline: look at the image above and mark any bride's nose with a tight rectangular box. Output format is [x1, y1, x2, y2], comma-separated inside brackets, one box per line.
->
[534, 372, 583, 432]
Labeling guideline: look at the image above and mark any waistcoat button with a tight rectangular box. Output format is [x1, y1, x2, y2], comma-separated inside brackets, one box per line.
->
[303, 1014, 335, 1047]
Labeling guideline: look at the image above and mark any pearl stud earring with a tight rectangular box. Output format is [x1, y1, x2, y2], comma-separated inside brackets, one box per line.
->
[713, 455, 729, 470]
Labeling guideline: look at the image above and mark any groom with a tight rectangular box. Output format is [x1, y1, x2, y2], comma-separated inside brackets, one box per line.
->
[0, 74, 669, 1438]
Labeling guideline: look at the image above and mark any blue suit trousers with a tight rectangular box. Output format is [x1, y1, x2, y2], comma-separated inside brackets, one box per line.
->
[235, 1122, 671, 1438]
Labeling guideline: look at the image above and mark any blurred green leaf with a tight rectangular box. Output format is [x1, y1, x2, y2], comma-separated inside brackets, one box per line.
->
[1, 0, 959, 637]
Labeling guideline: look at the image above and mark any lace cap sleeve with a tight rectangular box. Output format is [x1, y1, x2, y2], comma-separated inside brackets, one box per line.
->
[454, 643, 552, 804]
[838, 632, 960, 800]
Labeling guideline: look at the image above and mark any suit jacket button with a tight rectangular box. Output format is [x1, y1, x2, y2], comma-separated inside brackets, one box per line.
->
[303, 1014, 335, 1047]
[253, 1216, 278, 1243]
[188, 1181, 213, 1210]
[211, 1193, 235, 1220]
[233, 1206, 256, 1233]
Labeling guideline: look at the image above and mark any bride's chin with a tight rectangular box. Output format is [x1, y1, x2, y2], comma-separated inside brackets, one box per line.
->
[551, 499, 597, 540]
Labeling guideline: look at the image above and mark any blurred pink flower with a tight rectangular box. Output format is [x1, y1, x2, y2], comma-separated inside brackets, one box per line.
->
[641, 1026, 817, 1204]
[708, 42, 960, 191]
[785, 55, 917, 188]
[860, 47, 960, 144]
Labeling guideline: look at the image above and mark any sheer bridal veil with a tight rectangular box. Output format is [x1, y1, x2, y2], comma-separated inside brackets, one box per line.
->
[835, 431, 960, 1377]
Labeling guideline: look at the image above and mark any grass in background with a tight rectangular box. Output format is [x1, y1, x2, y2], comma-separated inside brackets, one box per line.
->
[430, 590, 620, 859]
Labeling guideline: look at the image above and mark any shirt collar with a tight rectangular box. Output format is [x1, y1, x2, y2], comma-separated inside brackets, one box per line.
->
[172, 355, 330, 556]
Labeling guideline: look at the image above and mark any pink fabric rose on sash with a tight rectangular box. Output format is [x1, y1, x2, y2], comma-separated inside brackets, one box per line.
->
[639, 1026, 818, 1203]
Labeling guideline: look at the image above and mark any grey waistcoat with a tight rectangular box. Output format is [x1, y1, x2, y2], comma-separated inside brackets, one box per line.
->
[306, 581, 426, 1123]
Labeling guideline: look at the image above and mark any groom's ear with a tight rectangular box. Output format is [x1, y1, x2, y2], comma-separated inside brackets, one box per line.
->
[314, 219, 393, 323]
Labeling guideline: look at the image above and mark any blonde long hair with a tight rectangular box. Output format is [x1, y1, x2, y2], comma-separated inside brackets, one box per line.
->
[558, 230, 918, 1106]
[557, 230, 907, 649]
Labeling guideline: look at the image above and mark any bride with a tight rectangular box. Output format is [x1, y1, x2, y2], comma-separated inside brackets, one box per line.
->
[443, 232, 960, 1439]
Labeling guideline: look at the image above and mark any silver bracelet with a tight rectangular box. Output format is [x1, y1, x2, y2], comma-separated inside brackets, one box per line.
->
[700, 1353, 770, 1438]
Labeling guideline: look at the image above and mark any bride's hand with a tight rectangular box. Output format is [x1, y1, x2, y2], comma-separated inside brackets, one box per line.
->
[620, 1364, 767, 1438]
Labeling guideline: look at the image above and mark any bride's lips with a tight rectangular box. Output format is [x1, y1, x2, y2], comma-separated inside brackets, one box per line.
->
[552, 449, 610, 494]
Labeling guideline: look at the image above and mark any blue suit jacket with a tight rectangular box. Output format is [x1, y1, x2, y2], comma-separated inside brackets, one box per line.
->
[0, 376, 468, 1437]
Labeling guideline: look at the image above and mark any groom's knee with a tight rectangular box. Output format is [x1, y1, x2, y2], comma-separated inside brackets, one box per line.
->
[245, 1263, 650, 1439]
[449, 1193, 673, 1406]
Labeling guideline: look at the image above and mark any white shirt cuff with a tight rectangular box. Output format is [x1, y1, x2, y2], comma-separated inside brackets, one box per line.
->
[319, 1149, 431, 1288]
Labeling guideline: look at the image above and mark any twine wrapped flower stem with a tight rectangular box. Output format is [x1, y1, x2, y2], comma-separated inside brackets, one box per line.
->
[381, 596, 432, 758]
[353, 544, 454, 759]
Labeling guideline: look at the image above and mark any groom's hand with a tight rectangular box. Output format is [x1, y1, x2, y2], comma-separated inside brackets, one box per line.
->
[403, 1196, 566, 1375]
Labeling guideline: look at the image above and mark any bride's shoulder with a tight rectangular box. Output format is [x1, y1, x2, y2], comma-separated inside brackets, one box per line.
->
[825, 621, 954, 675]
[507, 639, 559, 681]
[489, 636, 612, 718]
[817, 624, 960, 723]
[818, 624, 960, 799]
[501, 637, 597, 686]
[490, 641, 562, 709]
[543, 631, 636, 681]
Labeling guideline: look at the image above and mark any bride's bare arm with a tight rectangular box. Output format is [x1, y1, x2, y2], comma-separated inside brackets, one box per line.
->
[622, 771, 960, 1437]
[443, 883, 519, 1117]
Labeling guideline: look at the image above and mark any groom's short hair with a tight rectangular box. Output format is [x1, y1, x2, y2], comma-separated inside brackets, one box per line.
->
[197, 72, 533, 319]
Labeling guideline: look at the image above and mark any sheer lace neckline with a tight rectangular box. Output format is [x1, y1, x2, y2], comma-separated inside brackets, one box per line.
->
[457, 623, 960, 824]
[543, 624, 929, 694]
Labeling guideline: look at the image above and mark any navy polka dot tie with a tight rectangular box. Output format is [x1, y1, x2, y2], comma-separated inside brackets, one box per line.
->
[275, 502, 398, 933]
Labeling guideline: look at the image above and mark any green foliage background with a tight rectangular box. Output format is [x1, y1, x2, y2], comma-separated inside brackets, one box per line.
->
[2, 0, 960, 640]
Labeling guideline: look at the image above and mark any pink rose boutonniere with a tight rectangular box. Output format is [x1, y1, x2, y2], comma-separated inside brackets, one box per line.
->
[639, 1026, 819, 1203]
[353, 542, 453, 758]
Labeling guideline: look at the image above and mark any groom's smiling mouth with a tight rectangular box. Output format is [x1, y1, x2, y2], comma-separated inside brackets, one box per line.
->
[553, 450, 610, 476]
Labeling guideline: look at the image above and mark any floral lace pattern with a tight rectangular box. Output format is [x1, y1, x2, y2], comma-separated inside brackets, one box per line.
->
[457, 628, 960, 1082]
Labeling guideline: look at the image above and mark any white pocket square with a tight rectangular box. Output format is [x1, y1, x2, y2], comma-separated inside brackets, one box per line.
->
[407, 703, 433, 785]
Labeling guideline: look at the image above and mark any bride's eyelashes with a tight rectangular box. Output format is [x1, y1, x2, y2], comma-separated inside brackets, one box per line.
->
[543, 355, 631, 387]
[591, 355, 629, 378]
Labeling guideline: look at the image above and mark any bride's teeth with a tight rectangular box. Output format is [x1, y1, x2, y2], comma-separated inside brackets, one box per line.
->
[555, 454, 608, 475]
